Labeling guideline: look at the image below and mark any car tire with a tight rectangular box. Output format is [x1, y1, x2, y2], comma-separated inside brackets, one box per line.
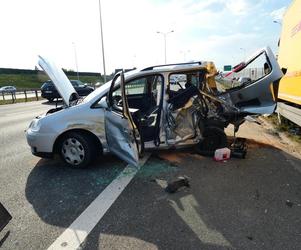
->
[204, 119, 225, 130]
[58, 132, 96, 169]
[198, 126, 227, 152]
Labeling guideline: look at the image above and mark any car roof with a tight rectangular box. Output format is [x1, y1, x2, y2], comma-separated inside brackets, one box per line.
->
[141, 61, 208, 71]
[124, 61, 211, 80]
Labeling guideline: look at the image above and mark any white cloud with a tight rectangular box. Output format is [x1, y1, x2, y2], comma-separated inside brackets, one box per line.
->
[177, 32, 260, 68]
[225, 0, 251, 15]
[270, 6, 286, 21]
[224, 0, 267, 16]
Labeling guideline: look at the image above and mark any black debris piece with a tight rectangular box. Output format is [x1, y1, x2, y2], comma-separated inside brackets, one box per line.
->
[254, 189, 260, 200]
[230, 137, 247, 159]
[246, 236, 253, 241]
[0, 231, 10, 248]
[195, 137, 247, 159]
[286, 200, 294, 208]
[0, 203, 12, 233]
[165, 176, 190, 193]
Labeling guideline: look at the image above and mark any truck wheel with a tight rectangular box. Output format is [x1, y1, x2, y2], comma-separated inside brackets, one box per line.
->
[198, 126, 227, 152]
[58, 132, 96, 168]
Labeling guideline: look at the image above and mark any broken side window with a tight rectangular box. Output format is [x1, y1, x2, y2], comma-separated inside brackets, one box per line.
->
[220, 52, 272, 91]
[168, 70, 205, 96]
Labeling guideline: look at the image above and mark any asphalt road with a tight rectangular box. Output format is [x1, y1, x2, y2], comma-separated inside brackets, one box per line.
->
[0, 101, 301, 249]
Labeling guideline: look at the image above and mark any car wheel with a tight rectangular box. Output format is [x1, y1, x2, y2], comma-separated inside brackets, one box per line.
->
[204, 119, 225, 130]
[198, 126, 227, 152]
[58, 132, 95, 168]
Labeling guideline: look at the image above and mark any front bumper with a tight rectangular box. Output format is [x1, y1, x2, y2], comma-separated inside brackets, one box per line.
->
[26, 128, 56, 158]
[31, 146, 53, 158]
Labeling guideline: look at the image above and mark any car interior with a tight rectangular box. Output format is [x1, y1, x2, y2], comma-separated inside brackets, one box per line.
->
[111, 74, 164, 143]
[167, 70, 207, 110]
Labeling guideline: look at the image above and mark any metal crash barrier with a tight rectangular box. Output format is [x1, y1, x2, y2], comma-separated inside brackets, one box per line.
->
[1, 89, 41, 104]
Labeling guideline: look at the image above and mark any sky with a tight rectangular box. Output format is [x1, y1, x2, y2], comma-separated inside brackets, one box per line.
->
[0, 0, 292, 74]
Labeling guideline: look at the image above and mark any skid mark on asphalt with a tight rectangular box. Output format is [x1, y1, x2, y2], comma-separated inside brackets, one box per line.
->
[47, 153, 151, 250]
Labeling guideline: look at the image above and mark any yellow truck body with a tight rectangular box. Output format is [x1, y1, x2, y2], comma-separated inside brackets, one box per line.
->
[278, 0, 301, 105]
[276, 0, 301, 126]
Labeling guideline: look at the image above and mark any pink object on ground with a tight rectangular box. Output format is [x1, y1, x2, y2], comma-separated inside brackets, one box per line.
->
[214, 148, 231, 161]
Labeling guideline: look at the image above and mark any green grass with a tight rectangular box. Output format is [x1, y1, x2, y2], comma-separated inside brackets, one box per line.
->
[0, 96, 41, 105]
[0, 72, 103, 89]
[266, 114, 301, 143]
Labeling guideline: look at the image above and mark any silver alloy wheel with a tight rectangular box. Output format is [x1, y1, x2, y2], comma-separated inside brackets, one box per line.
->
[61, 138, 85, 166]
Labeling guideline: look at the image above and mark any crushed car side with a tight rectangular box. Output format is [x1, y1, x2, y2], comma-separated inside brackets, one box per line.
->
[27, 47, 282, 168]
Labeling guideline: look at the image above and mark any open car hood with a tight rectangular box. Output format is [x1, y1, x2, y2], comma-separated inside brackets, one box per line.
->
[38, 56, 79, 107]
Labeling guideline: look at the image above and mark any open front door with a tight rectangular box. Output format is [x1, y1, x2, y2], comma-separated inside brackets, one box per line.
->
[104, 71, 140, 167]
[221, 47, 283, 115]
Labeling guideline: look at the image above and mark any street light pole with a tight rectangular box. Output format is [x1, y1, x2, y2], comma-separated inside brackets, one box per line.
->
[72, 42, 79, 80]
[157, 30, 174, 64]
[98, 0, 106, 83]
[164, 34, 167, 64]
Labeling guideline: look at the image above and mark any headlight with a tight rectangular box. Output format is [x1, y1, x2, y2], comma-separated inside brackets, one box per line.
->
[29, 119, 41, 132]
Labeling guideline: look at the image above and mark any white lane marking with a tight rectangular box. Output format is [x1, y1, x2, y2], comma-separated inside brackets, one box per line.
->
[169, 194, 231, 247]
[47, 153, 151, 250]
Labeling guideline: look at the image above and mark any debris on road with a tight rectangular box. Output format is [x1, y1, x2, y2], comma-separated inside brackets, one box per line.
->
[0, 202, 12, 232]
[254, 189, 260, 200]
[286, 200, 294, 208]
[214, 147, 231, 161]
[230, 137, 247, 159]
[165, 176, 190, 193]
[154, 179, 168, 189]
[137, 156, 178, 179]
[196, 137, 248, 160]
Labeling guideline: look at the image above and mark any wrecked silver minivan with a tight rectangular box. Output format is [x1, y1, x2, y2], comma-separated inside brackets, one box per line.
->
[26, 47, 282, 168]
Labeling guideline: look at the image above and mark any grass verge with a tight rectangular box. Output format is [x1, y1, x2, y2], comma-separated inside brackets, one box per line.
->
[265, 114, 301, 143]
[0, 73, 104, 89]
[0, 97, 42, 105]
